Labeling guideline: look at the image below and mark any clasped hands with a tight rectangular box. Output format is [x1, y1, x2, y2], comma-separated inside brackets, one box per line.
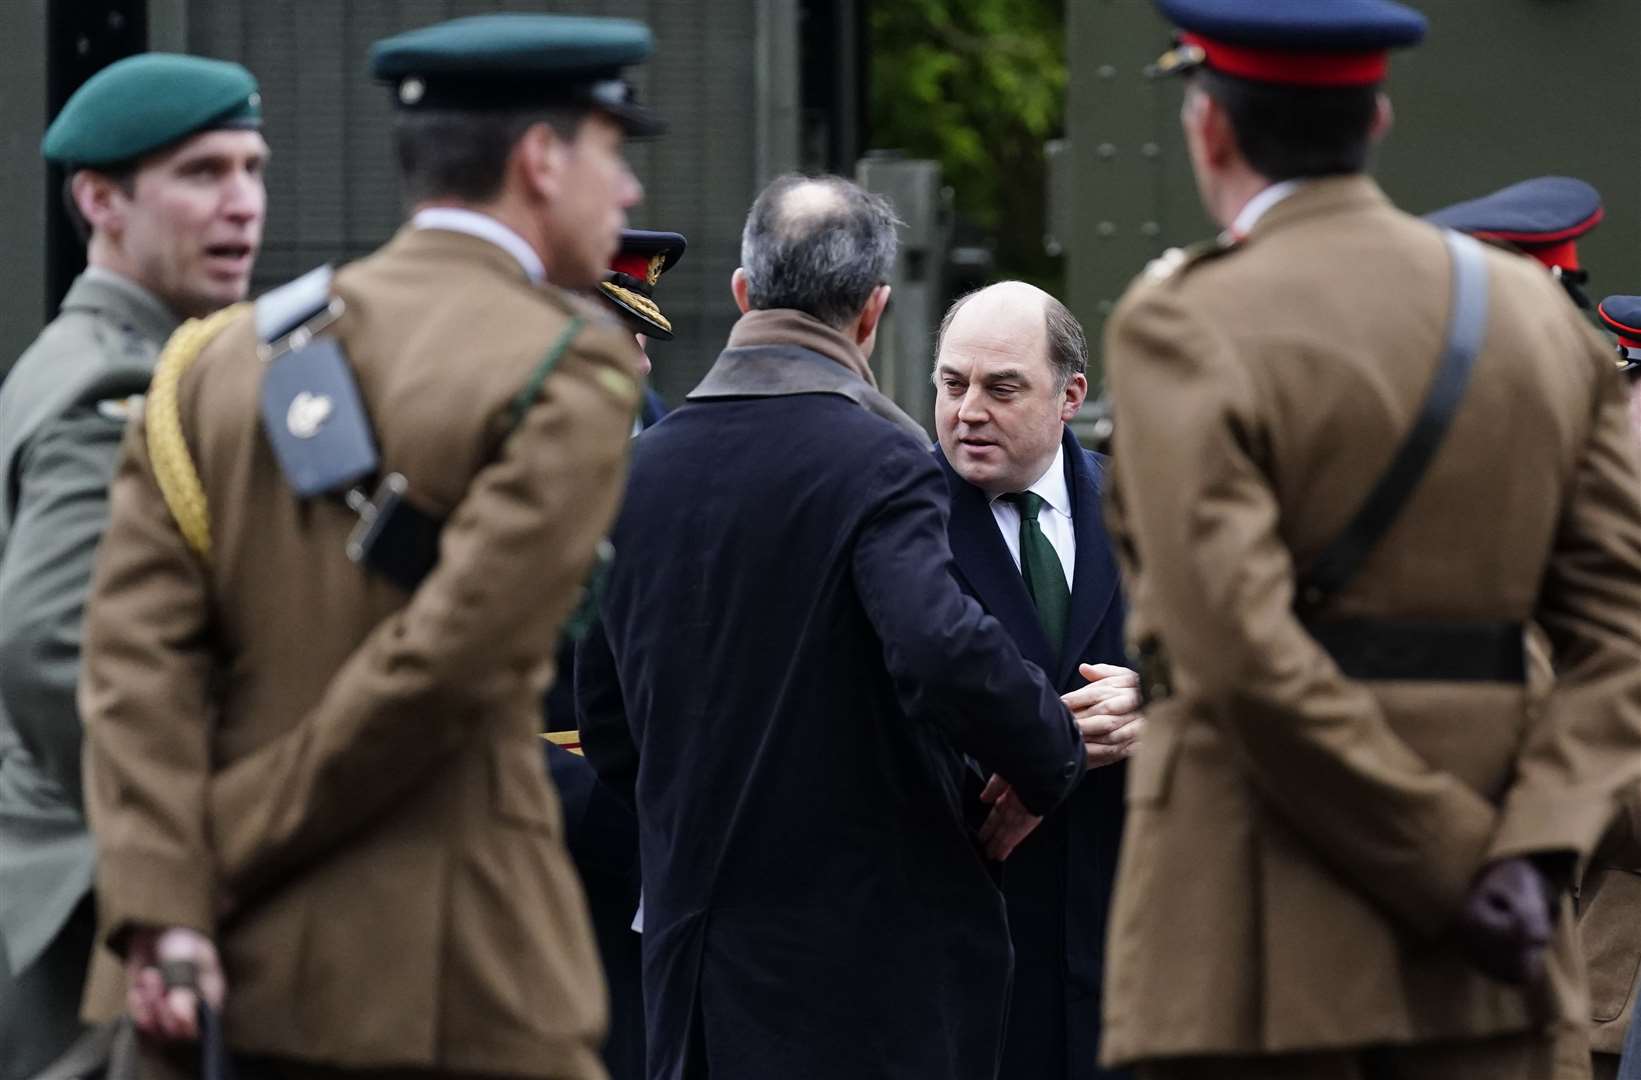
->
[1453, 855, 1560, 985]
[979, 663, 1144, 862]
[124, 925, 226, 1042]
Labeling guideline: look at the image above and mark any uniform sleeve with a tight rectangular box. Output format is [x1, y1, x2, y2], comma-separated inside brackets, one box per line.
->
[576, 615, 639, 813]
[80, 410, 221, 942]
[850, 437, 1084, 816]
[1492, 344, 1641, 863]
[204, 332, 641, 909]
[1105, 285, 1496, 936]
[0, 405, 130, 808]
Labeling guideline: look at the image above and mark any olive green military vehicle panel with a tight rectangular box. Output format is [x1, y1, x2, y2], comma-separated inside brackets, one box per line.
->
[1069, 0, 1641, 381]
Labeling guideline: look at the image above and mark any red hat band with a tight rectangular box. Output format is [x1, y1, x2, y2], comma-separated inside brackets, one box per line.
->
[1182, 32, 1390, 87]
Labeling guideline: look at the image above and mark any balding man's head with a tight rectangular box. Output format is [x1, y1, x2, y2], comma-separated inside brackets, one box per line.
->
[936, 281, 1087, 391]
[738, 173, 901, 329]
[933, 281, 1089, 496]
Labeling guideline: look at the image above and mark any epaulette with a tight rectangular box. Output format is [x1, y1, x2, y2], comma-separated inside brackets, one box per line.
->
[1142, 236, 1238, 284]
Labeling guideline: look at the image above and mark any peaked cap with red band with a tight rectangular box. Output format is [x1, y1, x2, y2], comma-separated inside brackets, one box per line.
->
[1598, 295, 1641, 377]
[1151, 0, 1428, 87]
[600, 228, 686, 340]
[1426, 177, 1603, 308]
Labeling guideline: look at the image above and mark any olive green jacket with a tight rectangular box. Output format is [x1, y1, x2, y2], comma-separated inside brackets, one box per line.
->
[0, 270, 177, 976]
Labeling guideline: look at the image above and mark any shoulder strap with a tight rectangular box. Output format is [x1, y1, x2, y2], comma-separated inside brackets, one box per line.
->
[1296, 230, 1490, 611]
[504, 317, 584, 435]
[254, 264, 334, 345]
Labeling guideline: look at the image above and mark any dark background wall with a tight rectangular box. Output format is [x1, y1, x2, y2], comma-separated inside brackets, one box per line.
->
[1068, 0, 1641, 382]
[3, 0, 866, 402]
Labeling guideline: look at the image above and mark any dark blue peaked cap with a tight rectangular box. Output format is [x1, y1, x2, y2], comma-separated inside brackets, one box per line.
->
[1598, 296, 1641, 376]
[1155, 0, 1429, 50]
[1425, 177, 1603, 253]
[1151, 0, 1427, 85]
[1425, 177, 1603, 308]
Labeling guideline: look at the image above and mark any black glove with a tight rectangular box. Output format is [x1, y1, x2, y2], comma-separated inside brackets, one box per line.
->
[1453, 856, 1554, 985]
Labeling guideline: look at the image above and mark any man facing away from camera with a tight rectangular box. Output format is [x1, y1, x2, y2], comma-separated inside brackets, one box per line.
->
[577, 173, 1085, 1080]
[1099, 0, 1641, 1078]
[77, 13, 660, 1079]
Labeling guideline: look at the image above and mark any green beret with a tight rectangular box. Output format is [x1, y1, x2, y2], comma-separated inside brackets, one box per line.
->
[43, 53, 261, 168]
[370, 14, 663, 135]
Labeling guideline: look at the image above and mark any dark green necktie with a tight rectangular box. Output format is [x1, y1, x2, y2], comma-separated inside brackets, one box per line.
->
[1006, 491, 1070, 653]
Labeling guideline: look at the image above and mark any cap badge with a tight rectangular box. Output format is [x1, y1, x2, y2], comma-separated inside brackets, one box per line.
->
[399, 77, 425, 106]
[645, 253, 665, 287]
[287, 391, 334, 440]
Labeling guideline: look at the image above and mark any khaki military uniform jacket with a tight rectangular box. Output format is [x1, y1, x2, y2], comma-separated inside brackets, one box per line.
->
[1100, 176, 1641, 1066]
[79, 227, 643, 1078]
[1579, 788, 1641, 1056]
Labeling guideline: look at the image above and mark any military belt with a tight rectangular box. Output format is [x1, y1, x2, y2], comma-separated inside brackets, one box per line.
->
[1303, 617, 1525, 683]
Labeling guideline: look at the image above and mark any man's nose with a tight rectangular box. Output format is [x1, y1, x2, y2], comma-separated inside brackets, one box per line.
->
[222, 169, 265, 224]
[620, 164, 644, 210]
[957, 385, 989, 424]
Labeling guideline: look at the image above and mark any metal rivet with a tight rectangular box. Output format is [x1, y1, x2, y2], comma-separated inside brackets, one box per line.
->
[1097, 221, 1117, 237]
[1097, 143, 1118, 160]
[1141, 222, 1161, 237]
[1141, 142, 1161, 158]
[1098, 64, 1117, 80]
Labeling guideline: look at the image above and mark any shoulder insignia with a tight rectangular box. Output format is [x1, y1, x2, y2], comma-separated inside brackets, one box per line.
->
[97, 394, 146, 422]
[1142, 236, 1238, 283]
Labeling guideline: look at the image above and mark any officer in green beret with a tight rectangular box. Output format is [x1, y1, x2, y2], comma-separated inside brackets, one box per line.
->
[0, 52, 265, 1080]
[77, 13, 657, 1080]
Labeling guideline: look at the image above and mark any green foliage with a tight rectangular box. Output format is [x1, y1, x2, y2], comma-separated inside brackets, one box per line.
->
[869, 0, 1066, 284]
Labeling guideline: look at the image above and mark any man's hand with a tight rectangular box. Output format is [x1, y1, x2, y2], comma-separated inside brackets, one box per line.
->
[125, 926, 226, 1041]
[977, 774, 1042, 862]
[1063, 663, 1144, 769]
[1452, 857, 1554, 985]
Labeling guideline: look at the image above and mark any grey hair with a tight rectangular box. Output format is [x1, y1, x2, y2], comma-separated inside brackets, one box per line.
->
[739, 173, 902, 329]
[935, 286, 1088, 389]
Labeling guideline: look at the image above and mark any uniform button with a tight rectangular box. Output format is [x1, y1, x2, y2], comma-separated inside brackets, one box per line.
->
[1063, 761, 1078, 779]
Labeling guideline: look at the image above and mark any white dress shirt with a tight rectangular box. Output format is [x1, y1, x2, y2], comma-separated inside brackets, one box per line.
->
[410, 207, 545, 284]
[990, 442, 1076, 590]
[1225, 179, 1303, 242]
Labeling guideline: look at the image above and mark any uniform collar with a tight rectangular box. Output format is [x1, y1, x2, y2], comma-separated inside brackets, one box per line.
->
[1244, 174, 1391, 243]
[63, 267, 183, 345]
[411, 207, 545, 284]
[1226, 179, 1304, 242]
[993, 440, 1070, 518]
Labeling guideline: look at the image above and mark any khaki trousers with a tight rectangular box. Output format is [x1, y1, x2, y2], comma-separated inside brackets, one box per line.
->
[1136, 1031, 1564, 1080]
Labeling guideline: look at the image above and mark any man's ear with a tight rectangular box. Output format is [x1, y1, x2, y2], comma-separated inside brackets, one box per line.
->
[73, 170, 127, 238]
[1060, 371, 1089, 423]
[516, 121, 569, 204]
[730, 267, 752, 314]
[1370, 92, 1394, 143]
[855, 283, 891, 345]
[1200, 92, 1241, 170]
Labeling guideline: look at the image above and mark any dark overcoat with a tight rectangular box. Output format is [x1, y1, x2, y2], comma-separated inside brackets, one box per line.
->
[541, 390, 666, 1080]
[578, 335, 1084, 1080]
[937, 429, 1129, 1080]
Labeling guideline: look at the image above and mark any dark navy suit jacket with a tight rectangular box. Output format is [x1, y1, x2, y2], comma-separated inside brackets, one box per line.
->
[938, 428, 1130, 1080]
[576, 353, 1084, 1080]
[540, 389, 669, 1080]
